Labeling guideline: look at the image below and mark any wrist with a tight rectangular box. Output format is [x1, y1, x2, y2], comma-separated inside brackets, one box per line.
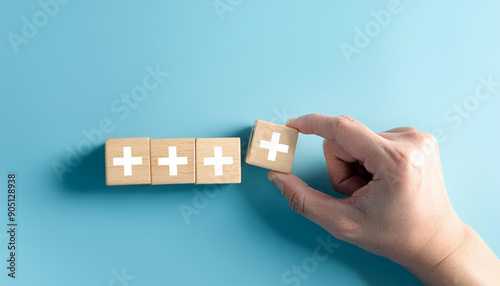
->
[404, 221, 500, 285]
[397, 214, 467, 284]
[416, 222, 469, 285]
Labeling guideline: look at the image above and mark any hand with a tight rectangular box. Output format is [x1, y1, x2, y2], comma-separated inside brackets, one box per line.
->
[269, 114, 500, 285]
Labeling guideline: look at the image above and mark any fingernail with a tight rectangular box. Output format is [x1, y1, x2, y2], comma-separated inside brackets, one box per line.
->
[269, 174, 284, 193]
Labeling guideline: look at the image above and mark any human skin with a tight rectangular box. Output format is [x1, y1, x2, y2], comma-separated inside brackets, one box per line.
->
[268, 114, 500, 285]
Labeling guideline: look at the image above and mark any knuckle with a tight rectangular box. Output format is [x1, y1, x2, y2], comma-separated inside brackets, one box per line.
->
[307, 113, 323, 124]
[403, 126, 419, 134]
[335, 115, 357, 131]
[406, 128, 422, 138]
[411, 131, 439, 152]
[309, 113, 326, 133]
[288, 191, 307, 216]
[401, 128, 430, 145]
[421, 132, 438, 145]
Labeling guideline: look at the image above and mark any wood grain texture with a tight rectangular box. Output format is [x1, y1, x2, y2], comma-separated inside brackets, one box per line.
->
[150, 138, 195, 185]
[195, 138, 241, 184]
[245, 120, 298, 173]
[105, 137, 151, 185]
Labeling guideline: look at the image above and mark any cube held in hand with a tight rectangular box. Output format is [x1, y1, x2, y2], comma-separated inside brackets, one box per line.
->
[245, 120, 299, 173]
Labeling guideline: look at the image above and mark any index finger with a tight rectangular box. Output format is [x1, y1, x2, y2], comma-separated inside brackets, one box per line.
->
[287, 114, 388, 165]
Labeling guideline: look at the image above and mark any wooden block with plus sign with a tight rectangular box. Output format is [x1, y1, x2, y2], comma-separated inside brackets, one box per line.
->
[150, 138, 195, 185]
[105, 137, 151, 185]
[195, 138, 241, 184]
[245, 120, 298, 173]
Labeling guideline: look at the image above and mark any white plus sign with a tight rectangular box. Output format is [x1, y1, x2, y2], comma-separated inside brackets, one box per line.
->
[158, 146, 188, 176]
[259, 132, 289, 161]
[203, 146, 233, 176]
[113, 146, 143, 176]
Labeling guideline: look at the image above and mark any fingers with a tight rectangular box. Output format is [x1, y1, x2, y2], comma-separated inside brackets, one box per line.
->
[268, 171, 357, 238]
[287, 114, 388, 172]
[323, 139, 370, 196]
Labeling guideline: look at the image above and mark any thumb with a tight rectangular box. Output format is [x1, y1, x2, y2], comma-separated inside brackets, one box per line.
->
[268, 171, 357, 238]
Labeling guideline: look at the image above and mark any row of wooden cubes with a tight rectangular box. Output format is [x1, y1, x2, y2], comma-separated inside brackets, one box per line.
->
[106, 138, 241, 185]
[105, 120, 299, 185]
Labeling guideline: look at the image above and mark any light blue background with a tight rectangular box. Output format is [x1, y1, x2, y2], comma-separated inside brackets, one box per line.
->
[1, 1, 499, 285]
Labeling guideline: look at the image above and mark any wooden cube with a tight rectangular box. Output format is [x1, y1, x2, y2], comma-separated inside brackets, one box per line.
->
[150, 138, 195, 185]
[105, 137, 151, 185]
[245, 120, 298, 173]
[195, 138, 241, 184]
